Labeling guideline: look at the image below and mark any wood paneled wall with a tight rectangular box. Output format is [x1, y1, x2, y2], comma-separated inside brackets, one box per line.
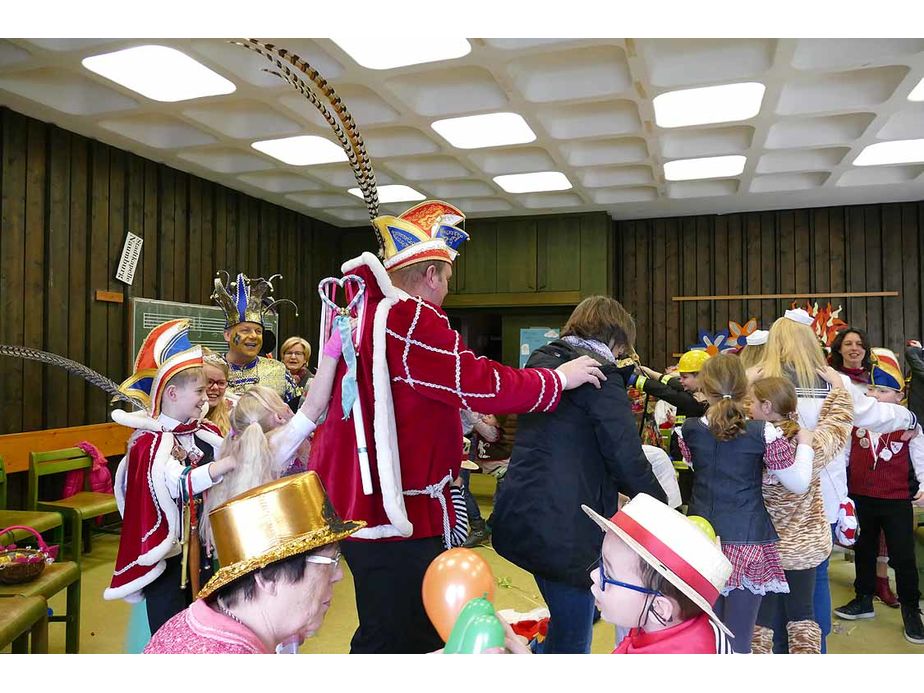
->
[615, 202, 924, 372]
[0, 108, 341, 434]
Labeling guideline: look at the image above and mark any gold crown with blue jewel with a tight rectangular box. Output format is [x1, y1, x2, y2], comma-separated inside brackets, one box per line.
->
[372, 200, 469, 273]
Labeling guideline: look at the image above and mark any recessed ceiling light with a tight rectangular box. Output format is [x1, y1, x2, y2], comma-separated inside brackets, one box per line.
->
[853, 139, 924, 166]
[251, 136, 347, 166]
[664, 155, 746, 181]
[431, 112, 536, 150]
[331, 38, 471, 70]
[348, 185, 425, 204]
[493, 171, 572, 193]
[907, 78, 924, 101]
[653, 82, 765, 129]
[82, 45, 235, 102]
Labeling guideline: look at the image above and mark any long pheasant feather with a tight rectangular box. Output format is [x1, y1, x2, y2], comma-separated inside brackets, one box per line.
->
[0, 344, 143, 407]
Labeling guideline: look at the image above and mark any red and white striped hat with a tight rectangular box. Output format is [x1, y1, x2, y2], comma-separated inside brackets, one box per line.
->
[583, 494, 733, 637]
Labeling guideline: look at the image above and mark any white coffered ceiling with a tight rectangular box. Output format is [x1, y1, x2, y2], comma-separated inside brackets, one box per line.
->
[1, 37, 922, 227]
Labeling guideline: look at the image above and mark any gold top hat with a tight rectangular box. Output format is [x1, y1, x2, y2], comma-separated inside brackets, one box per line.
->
[198, 472, 364, 600]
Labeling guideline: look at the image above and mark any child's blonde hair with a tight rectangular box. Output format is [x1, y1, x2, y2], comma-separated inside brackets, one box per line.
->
[700, 354, 749, 441]
[757, 317, 827, 390]
[202, 349, 231, 436]
[201, 386, 291, 547]
[738, 343, 766, 371]
[750, 377, 801, 439]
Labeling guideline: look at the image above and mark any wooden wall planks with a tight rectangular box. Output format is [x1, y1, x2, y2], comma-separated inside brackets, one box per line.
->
[0, 107, 342, 434]
[615, 203, 924, 372]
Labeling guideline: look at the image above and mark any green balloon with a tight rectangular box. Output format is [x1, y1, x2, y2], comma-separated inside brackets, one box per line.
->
[455, 613, 506, 654]
[444, 596, 495, 654]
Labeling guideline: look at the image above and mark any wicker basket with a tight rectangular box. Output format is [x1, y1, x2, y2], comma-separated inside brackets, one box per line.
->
[0, 525, 58, 585]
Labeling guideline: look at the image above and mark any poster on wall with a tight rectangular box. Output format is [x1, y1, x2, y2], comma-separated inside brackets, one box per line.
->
[519, 327, 560, 368]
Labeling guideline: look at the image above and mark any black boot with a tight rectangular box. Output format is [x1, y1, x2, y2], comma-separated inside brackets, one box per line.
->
[833, 595, 875, 620]
[901, 604, 924, 645]
[462, 518, 490, 548]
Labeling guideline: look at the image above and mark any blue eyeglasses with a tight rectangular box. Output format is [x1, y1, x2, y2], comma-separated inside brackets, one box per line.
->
[598, 555, 663, 596]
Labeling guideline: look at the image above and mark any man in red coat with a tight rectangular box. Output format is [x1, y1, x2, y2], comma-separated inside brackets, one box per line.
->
[310, 201, 606, 653]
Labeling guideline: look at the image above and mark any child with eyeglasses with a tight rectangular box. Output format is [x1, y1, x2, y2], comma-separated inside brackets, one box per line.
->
[581, 495, 736, 653]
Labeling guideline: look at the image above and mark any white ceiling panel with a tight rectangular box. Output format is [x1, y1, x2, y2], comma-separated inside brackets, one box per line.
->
[0, 37, 920, 227]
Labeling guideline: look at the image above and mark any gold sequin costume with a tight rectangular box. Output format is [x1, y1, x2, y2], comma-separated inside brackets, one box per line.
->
[226, 356, 299, 403]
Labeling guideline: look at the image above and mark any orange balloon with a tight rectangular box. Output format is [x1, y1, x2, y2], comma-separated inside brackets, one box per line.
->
[422, 548, 496, 642]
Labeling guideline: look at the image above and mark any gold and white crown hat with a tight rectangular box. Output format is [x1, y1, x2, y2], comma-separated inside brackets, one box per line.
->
[582, 493, 734, 637]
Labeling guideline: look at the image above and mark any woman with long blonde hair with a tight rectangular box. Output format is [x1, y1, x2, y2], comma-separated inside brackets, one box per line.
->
[752, 308, 917, 653]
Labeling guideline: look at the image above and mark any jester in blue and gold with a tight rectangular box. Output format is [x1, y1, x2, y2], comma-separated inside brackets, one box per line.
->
[211, 272, 299, 405]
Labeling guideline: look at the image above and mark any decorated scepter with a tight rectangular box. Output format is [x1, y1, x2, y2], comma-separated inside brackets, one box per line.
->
[318, 276, 372, 496]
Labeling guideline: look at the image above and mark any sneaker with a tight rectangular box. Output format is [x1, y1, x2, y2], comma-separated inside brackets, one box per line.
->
[875, 577, 900, 608]
[462, 519, 490, 548]
[901, 605, 924, 644]
[833, 595, 875, 620]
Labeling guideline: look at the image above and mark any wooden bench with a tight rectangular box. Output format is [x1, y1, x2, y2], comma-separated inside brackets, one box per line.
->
[0, 457, 64, 548]
[0, 595, 48, 654]
[0, 562, 81, 653]
[28, 448, 118, 564]
[0, 422, 130, 475]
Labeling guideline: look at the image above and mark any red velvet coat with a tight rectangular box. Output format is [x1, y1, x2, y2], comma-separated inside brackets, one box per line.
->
[309, 253, 563, 542]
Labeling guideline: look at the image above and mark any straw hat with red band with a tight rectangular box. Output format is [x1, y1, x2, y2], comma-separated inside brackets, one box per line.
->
[582, 494, 734, 637]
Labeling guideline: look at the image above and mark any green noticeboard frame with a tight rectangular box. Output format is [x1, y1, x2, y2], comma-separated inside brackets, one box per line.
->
[131, 297, 279, 360]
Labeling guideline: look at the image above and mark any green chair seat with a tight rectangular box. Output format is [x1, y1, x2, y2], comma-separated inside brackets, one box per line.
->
[0, 510, 64, 539]
[0, 562, 81, 653]
[0, 595, 48, 653]
[38, 492, 117, 519]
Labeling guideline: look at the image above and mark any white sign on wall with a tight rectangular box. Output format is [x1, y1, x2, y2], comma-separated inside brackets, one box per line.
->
[116, 231, 144, 285]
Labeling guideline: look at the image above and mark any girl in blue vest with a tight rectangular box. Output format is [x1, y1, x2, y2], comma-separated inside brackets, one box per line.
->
[677, 354, 814, 653]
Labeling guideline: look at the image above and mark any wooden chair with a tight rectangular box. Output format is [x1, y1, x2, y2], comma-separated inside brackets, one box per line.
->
[0, 595, 48, 653]
[27, 448, 118, 564]
[0, 456, 65, 549]
[0, 562, 81, 653]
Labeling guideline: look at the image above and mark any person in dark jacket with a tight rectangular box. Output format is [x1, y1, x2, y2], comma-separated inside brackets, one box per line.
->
[489, 296, 667, 654]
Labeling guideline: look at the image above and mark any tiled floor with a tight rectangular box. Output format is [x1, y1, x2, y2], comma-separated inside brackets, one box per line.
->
[4, 474, 921, 654]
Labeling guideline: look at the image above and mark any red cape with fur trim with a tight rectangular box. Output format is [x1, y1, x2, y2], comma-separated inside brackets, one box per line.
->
[104, 414, 223, 602]
[309, 252, 563, 542]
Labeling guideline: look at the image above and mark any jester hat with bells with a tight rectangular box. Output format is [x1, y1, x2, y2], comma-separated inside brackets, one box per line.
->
[211, 271, 298, 329]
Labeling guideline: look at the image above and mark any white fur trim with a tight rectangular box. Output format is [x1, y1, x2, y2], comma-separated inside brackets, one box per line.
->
[114, 455, 129, 517]
[137, 433, 181, 566]
[382, 239, 451, 270]
[371, 294, 414, 537]
[112, 408, 161, 431]
[352, 524, 408, 540]
[342, 252, 400, 300]
[103, 557, 167, 602]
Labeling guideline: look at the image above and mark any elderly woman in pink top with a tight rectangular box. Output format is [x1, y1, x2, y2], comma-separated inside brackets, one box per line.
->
[144, 471, 364, 654]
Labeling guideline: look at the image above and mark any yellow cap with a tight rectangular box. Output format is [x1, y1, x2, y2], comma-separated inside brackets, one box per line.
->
[677, 350, 711, 374]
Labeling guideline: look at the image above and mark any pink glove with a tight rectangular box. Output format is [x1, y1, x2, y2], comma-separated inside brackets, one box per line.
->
[323, 327, 343, 358]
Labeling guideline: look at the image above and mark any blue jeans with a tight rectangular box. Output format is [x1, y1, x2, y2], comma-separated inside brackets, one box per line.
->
[532, 576, 595, 654]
